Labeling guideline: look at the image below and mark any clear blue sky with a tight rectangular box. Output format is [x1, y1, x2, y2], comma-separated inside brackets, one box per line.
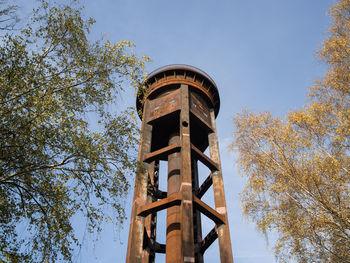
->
[20, 0, 333, 262]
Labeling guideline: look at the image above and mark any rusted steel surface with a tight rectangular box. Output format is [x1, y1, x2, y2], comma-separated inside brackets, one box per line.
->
[142, 161, 155, 263]
[148, 88, 181, 123]
[193, 196, 225, 225]
[136, 65, 220, 120]
[137, 192, 182, 217]
[179, 84, 195, 263]
[208, 109, 234, 263]
[166, 132, 182, 263]
[127, 65, 233, 263]
[189, 91, 212, 128]
[126, 100, 152, 263]
[191, 144, 219, 172]
[146, 65, 217, 88]
[191, 160, 203, 263]
[196, 173, 212, 199]
[200, 226, 218, 254]
[144, 143, 181, 163]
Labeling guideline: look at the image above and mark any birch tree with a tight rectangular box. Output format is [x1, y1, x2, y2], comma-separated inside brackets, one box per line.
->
[0, 1, 148, 262]
[232, 1, 350, 262]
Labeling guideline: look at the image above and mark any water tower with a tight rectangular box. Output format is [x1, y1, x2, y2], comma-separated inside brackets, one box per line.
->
[126, 65, 233, 263]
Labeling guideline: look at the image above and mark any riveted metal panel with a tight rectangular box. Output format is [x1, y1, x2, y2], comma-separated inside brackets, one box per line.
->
[148, 89, 181, 123]
[189, 91, 212, 128]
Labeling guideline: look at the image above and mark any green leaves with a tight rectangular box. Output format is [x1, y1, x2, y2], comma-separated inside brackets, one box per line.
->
[0, 1, 148, 262]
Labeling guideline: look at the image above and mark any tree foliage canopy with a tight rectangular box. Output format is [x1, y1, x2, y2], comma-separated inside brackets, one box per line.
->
[0, 1, 148, 262]
[0, 0, 18, 30]
[231, 0, 350, 262]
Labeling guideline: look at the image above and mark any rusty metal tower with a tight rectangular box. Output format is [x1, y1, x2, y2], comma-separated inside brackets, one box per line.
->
[126, 65, 233, 263]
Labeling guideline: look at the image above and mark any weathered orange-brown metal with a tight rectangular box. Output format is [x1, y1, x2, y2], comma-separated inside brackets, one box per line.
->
[126, 65, 233, 263]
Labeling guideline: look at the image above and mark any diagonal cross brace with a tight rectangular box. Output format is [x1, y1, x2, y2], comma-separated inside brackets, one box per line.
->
[196, 173, 212, 199]
[193, 195, 225, 225]
[200, 226, 218, 254]
[191, 144, 219, 172]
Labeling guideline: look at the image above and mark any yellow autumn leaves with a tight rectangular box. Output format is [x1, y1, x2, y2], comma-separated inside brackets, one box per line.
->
[231, 0, 350, 262]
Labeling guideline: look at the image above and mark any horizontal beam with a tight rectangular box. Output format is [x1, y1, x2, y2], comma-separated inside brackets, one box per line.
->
[200, 226, 218, 254]
[144, 143, 181, 163]
[191, 144, 219, 172]
[193, 195, 225, 225]
[196, 173, 212, 199]
[137, 192, 182, 217]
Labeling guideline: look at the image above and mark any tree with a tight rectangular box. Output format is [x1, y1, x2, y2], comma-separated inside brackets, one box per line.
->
[0, 0, 19, 30]
[0, 1, 149, 262]
[231, 0, 350, 262]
